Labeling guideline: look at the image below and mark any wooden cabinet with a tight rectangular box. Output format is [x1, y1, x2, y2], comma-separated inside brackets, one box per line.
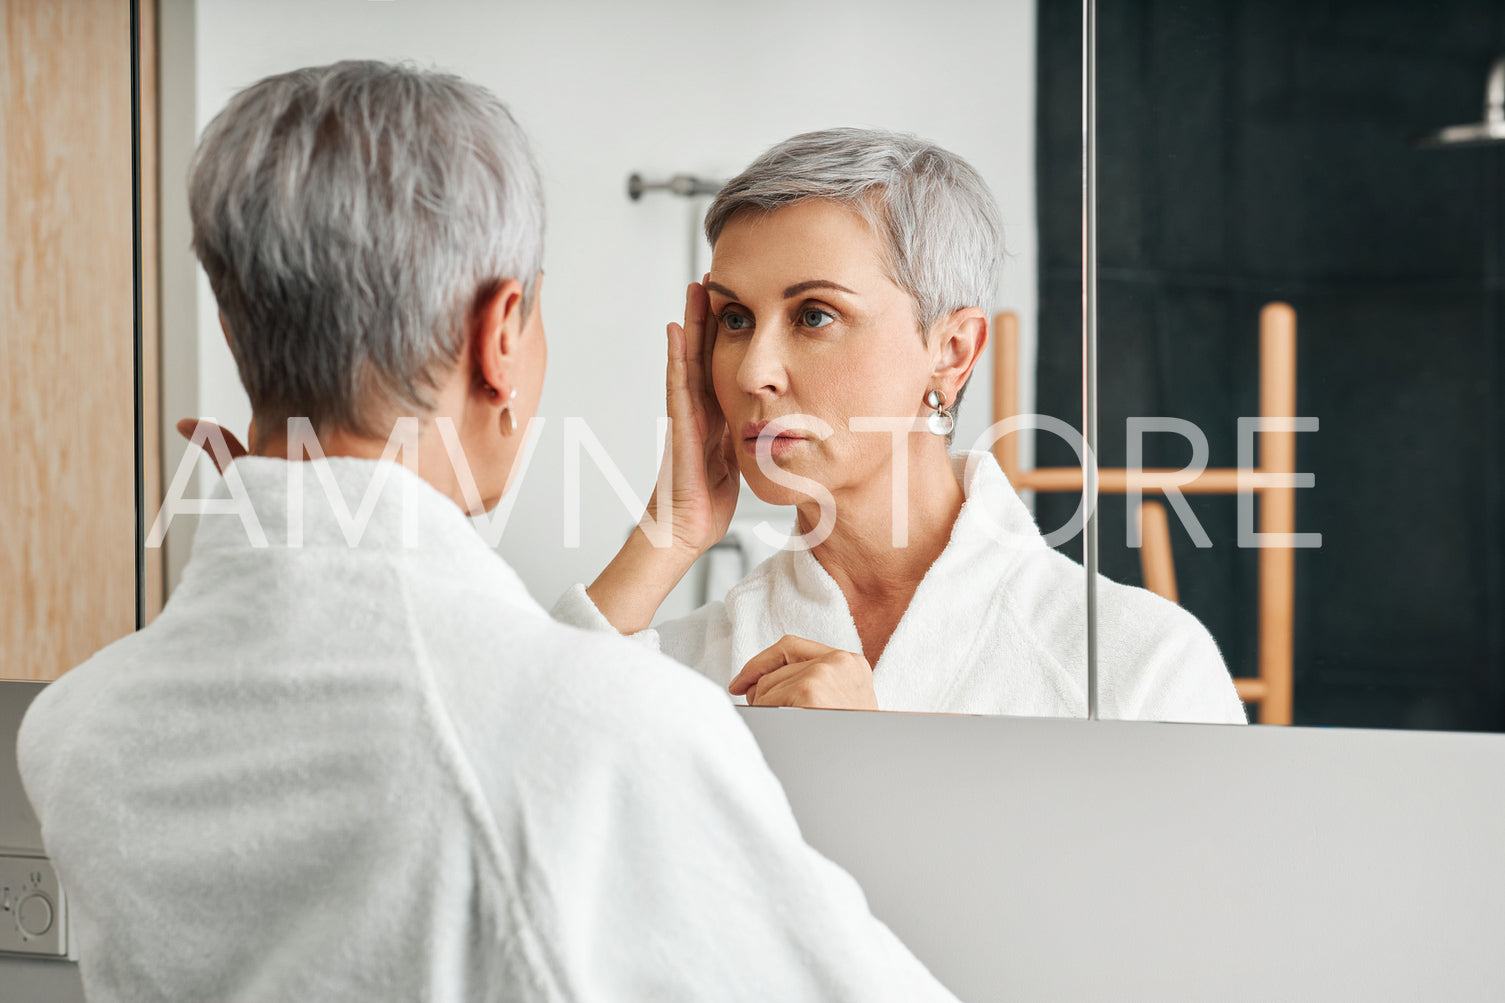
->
[1, 0, 161, 681]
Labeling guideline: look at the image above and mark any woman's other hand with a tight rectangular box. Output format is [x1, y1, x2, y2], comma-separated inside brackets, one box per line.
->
[651, 279, 739, 555]
[730, 636, 880, 711]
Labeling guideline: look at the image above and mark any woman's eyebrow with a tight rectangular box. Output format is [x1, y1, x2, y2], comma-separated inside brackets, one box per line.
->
[782, 280, 857, 298]
[705, 279, 858, 300]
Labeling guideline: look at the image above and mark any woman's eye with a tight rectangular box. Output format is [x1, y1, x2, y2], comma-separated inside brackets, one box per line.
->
[800, 307, 835, 329]
[719, 311, 752, 332]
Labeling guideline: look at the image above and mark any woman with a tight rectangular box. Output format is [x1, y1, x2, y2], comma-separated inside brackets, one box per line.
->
[556, 127, 1245, 724]
[49, 67, 957, 1001]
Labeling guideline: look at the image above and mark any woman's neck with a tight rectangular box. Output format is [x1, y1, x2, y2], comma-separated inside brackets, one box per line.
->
[794, 445, 966, 661]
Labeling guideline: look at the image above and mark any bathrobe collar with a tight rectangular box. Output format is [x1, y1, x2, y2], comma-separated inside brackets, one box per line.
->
[189, 455, 539, 612]
[721, 451, 1068, 708]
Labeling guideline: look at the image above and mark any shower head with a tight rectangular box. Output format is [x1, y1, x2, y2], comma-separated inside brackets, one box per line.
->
[1418, 56, 1505, 149]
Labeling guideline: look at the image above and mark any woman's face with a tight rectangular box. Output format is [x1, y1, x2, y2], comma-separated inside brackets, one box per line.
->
[707, 200, 939, 506]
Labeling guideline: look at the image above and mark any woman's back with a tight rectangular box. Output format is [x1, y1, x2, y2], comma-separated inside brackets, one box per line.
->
[20, 457, 958, 1002]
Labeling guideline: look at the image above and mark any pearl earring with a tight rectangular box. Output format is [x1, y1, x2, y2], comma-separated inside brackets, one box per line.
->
[925, 389, 954, 436]
[501, 388, 518, 436]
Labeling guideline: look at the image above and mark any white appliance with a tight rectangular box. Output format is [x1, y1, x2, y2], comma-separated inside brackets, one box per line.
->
[0, 680, 84, 1001]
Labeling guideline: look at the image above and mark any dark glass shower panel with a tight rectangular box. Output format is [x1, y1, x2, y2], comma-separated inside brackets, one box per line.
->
[1036, 0, 1505, 731]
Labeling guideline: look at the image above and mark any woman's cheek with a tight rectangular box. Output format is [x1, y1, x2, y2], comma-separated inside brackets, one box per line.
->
[709, 351, 735, 408]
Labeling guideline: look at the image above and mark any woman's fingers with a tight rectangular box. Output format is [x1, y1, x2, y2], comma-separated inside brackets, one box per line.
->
[730, 635, 842, 695]
[680, 281, 710, 405]
[729, 645, 783, 695]
[667, 309, 712, 429]
[741, 657, 815, 705]
[175, 418, 248, 475]
[652, 281, 737, 554]
[666, 320, 710, 468]
[740, 649, 880, 710]
[690, 279, 725, 439]
[665, 321, 690, 421]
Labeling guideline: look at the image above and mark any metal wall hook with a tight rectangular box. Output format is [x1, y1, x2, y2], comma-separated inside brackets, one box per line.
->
[627, 173, 726, 201]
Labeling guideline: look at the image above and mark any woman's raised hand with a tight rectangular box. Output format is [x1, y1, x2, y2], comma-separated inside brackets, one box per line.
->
[651, 280, 740, 556]
[583, 280, 742, 634]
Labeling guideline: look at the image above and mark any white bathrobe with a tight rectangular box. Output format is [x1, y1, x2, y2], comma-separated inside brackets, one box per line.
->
[555, 452, 1246, 724]
[18, 457, 954, 1003]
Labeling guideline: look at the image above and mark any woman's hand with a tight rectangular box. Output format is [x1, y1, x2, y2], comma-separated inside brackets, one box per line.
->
[649, 280, 740, 555]
[584, 282, 741, 634]
[174, 418, 250, 474]
[730, 636, 880, 711]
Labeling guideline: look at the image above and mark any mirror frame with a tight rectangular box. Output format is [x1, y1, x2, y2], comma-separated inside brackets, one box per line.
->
[1082, 0, 1101, 718]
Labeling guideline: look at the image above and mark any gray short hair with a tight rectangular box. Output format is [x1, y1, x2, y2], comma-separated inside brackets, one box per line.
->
[189, 60, 545, 437]
[704, 127, 1002, 338]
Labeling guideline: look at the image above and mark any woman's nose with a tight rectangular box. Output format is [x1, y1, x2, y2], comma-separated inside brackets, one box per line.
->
[736, 330, 787, 397]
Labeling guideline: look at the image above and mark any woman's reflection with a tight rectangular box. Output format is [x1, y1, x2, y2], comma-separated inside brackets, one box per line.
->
[556, 128, 1245, 723]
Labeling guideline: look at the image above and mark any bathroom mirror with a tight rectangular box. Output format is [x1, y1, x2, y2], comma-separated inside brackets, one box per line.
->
[1047, 0, 1505, 731]
[153, 0, 1070, 706]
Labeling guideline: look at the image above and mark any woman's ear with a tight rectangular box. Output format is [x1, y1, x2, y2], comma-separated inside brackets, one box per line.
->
[931, 306, 990, 396]
[471, 278, 527, 401]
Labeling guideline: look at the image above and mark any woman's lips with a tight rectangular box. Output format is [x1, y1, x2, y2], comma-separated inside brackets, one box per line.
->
[741, 421, 807, 458]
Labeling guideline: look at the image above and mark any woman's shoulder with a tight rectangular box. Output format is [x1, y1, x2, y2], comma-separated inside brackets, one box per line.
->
[973, 542, 1241, 721]
[1090, 578, 1244, 723]
[996, 545, 1223, 665]
[1094, 571, 1208, 634]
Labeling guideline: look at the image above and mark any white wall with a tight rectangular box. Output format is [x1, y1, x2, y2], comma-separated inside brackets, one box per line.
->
[161, 0, 1038, 615]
